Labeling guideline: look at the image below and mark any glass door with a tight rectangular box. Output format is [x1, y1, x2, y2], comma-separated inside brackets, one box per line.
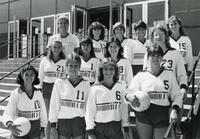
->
[30, 15, 55, 58]
[124, 0, 169, 38]
[30, 18, 42, 58]
[71, 5, 88, 41]
[8, 20, 19, 58]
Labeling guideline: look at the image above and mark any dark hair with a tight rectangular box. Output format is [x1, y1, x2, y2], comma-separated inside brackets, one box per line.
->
[150, 24, 174, 50]
[16, 64, 40, 85]
[78, 38, 96, 58]
[98, 58, 119, 82]
[88, 22, 105, 40]
[134, 20, 147, 31]
[147, 44, 164, 58]
[66, 53, 81, 67]
[113, 22, 125, 35]
[47, 41, 66, 61]
[104, 38, 124, 59]
[166, 15, 185, 36]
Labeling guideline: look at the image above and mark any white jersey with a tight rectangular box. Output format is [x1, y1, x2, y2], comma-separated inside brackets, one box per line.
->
[121, 38, 136, 65]
[132, 39, 148, 65]
[170, 36, 193, 71]
[143, 49, 188, 87]
[39, 57, 66, 83]
[92, 39, 107, 60]
[85, 82, 129, 130]
[117, 58, 133, 86]
[47, 33, 79, 56]
[128, 70, 183, 107]
[79, 57, 100, 83]
[3, 87, 47, 128]
[49, 78, 90, 123]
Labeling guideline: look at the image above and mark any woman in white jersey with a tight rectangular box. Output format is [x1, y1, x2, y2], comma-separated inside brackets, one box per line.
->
[85, 58, 129, 139]
[143, 25, 188, 94]
[112, 22, 137, 75]
[88, 21, 106, 60]
[39, 40, 66, 139]
[167, 15, 193, 76]
[126, 45, 183, 139]
[3, 65, 47, 139]
[47, 15, 79, 57]
[49, 53, 90, 139]
[77, 38, 100, 84]
[104, 38, 133, 87]
[132, 20, 148, 75]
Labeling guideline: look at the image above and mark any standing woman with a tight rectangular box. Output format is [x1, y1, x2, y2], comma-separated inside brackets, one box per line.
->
[47, 15, 79, 57]
[39, 40, 66, 139]
[3, 65, 47, 139]
[143, 25, 188, 95]
[126, 46, 183, 139]
[105, 39, 133, 87]
[88, 21, 107, 60]
[167, 15, 193, 76]
[77, 38, 100, 84]
[85, 58, 129, 139]
[49, 53, 90, 139]
[112, 22, 137, 75]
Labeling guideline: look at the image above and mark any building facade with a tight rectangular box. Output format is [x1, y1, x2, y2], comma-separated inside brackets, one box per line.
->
[0, 0, 199, 59]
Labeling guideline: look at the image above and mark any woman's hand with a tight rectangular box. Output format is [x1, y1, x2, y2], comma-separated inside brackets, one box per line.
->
[8, 124, 22, 136]
[170, 109, 178, 123]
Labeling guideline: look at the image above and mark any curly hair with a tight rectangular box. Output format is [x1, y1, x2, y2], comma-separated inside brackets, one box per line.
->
[149, 24, 174, 50]
[88, 22, 105, 40]
[104, 38, 124, 59]
[134, 20, 147, 31]
[97, 58, 119, 82]
[16, 64, 40, 86]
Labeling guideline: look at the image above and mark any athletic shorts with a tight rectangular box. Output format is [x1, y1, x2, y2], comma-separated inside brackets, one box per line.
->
[135, 103, 170, 128]
[57, 117, 85, 137]
[95, 121, 123, 139]
[13, 120, 40, 139]
[42, 82, 54, 99]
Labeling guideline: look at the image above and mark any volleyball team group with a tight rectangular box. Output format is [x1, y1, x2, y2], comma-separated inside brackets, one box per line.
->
[2, 14, 194, 139]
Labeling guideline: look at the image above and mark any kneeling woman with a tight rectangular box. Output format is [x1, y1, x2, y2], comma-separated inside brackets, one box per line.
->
[85, 58, 129, 139]
[125, 45, 183, 139]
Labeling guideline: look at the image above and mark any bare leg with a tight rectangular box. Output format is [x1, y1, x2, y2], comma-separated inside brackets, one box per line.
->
[136, 119, 153, 139]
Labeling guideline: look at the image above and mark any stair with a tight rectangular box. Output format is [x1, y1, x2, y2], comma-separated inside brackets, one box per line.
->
[0, 58, 40, 139]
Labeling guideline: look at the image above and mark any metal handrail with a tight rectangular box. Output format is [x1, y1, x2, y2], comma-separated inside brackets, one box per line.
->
[164, 51, 200, 139]
[0, 51, 47, 103]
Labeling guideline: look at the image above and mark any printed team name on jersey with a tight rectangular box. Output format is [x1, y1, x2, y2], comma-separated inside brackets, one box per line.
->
[161, 59, 174, 71]
[94, 48, 106, 53]
[96, 102, 121, 111]
[119, 74, 125, 82]
[17, 109, 41, 119]
[44, 71, 66, 78]
[148, 91, 168, 100]
[79, 70, 96, 78]
[134, 53, 145, 59]
[61, 99, 85, 109]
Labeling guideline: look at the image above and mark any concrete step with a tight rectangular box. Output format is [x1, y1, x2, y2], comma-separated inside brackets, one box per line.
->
[0, 83, 18, 90]
[0, 78, 16, 84]
[0, 67, 39, 72]
[0, 72, 18, 78]
[0, 63, 40, 68]
[1, 58, 41, 64]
